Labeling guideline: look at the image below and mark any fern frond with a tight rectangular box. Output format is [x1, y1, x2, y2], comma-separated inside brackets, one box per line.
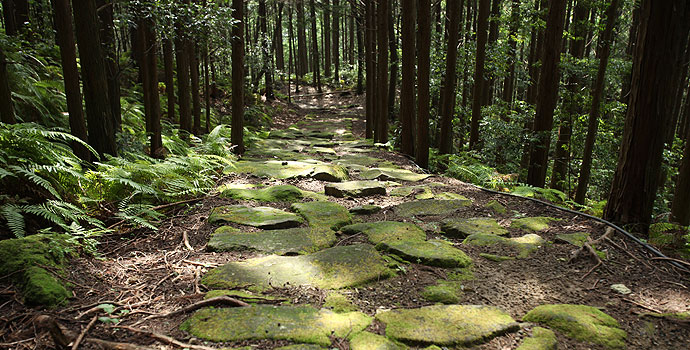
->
[9, 165, 62, 199]
[0, 204, 26, 238]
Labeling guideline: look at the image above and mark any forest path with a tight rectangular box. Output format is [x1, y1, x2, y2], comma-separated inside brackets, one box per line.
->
[27, 91, 690, 349]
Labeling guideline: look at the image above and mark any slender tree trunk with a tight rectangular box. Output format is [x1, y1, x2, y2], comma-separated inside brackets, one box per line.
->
[375, 0, 389, 142]
[203, 45, 210, 132]
[274, 2, 285, 71]
[324, 0, 332, 78]
[400, 0, 416, 157]
[0, 47, 16, 124]
[2, 0, 18, 36]
[439, 0, 462, 155]
[52, 0, 88, 160]
[96, 0, 121, 131]
[502, 0, 520, 106]
[574, 0, 620, 204]
[356, 6, 364, 95]
[72, 0, 117, 156]
[672, 122, 690, 226]
[550, 0, 589, 191]
[143, 18, 162, 156]
[416, 0, 431, 168]
[175, 24, 192, 133]
[289, 5, 300, 93]
[163, 38, 175, 122]
[605, 0, 690, 235]
[288, 4, 295, 100]
[619, 6, 639, 104]
[526, 0, 567, 188]
[309, 0, 322, 92]
[231, 0, 245, 154]
[296, 0, 308, 79]
[468, 0, 491, 150]
[259, 0, 274, 99]
[526, 0, 546, 105]
[485, 0, 502, 104]
[333, 0, 341, 83]
[191, 45, 202, 134]
[364, 0, 375, 139]
[387, 2, 397, 121]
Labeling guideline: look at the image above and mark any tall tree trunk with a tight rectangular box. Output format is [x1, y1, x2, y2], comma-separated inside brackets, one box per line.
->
[96, 0, 121, 131]
[0, 47, 16, 124]
[501, 0, 520, 106]
[310, 0, 321, 92]
[356, 5, 364, 95]
[376, 0, 389, 143]
[364, 0, 375, 139]
[526, 0, 546, 105]
[525, 0, 567, 188]
[52, 0, 88, 160]
[296, 0, 308, 79]
[191, 45, 202, 134]
[2, 0, 18, 36]
[468, 0, 491, 150]
[163, 38, 175, 122]
[439, 0, 462, 155]
[324, 0, 332, 78]
[387, 2, 397, 121]
[333, 0, 341, 83]
[231, 0, 245, 154]
[259, 0, 274, 98]
[142, 17, 162, 156]
[289, 4, 299, 93]
[400, 0, 416, 157]
[605, 0, 690, 235]
[72, 0, 117, 156]
[349, 5, 355, 65]
[416, 0, 431, 168]
[274, 2, 285, 71]
[574, 0, 620, 204]
[550, 0, 589, 191]
[203, 45, 210, 132]
[485, 0, 501, 104]
[672, 121, 690, 226]
[175, 23, 192, 133]
[619, 5, 639, 104]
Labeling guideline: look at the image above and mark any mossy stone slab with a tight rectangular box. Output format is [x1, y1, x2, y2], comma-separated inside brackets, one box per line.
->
[276, 345, 326, 350]
[394, 199, 471, 217]
[323, 291, 358, 313]
[312, 164, 350, 182]
[202, 244, 392, 291]
[361, 168, 431, 182]
[220, 185, 305, 202]
[341, 222, 427, 244]
[350, 332, 408, 350]
[555, 232, 590, 247]
[207, 226, 336, 255]
[376, 305, 519, 346]
[291, 201, 352, 230]
[421, 284, 460, 304]
[376, 239, 472, 268]
[229, 160, 348, 181]
[463, 233, 545, 258]
[523, 304, 626, 349]
[181, 305, 371, 345]
[435, 192, 468, 200]
[204, 289, 282, 303]
[516, 327, 557, 350]
[441, 217, 508, 238]
[350, 205, 382, 215]
[511, 217, 560, 232]
[390, 186, 434, 199]
[485, 200, 507, 214]
[208, 205, 303, 229]
[325, 181, 387, 197]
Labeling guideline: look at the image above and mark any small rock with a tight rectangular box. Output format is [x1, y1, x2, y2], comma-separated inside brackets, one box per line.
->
[325, 180, 387, 198]
[610, 284, 632, 295]
[350, 205, 382, 215]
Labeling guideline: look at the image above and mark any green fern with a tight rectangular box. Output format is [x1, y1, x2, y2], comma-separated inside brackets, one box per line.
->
[0, 204, 26, 237]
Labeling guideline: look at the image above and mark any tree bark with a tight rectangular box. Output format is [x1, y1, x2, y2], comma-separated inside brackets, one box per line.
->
[400, 0, 416, 157]
[163, 38, 175, 122]
[72, 0, 117, 157]
[501, 0, 520, 106]
[355, 4, 364, 95]
[259, 0, 274, 98]
[605, 0, 690, 234]
[375, 0, 389, 143]
[296, 0, 308, 78]
[672, 121, 690, 226]
[485, 0, 502, 104]
[416, 0, 431, 168]
[309, 0, 322, 92]
[231, 0, 245, 154]
[274, 2, 285, 71]
[52, 0, 89, 160]
[468, 0, 491, 150]
[324, 0, 332, 78]
[574, 0, 620, 204]
[175, 20, 192, 133]
[525, 0, 567, 188]
[0, 47, 16, 124]
[2, 0, 18, 36]
[203, 45, 210, 132]
[364, 0, 375, 139]
[619, 5, 639, 104]
[191, 44, 202, 134]
[142, 17, 162, 156]
[387, 2, 397, 121]
[332, 0, 341, 83]
[439, 0, 462, 155]
[96, 0, 121, 131]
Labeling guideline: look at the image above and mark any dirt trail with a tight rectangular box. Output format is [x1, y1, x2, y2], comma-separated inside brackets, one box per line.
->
[3, 91, 689, 350]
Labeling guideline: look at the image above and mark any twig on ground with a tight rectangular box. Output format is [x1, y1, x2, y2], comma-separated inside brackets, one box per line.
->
[622, 298, 663, 314]
[182, 231, 194, 251]
[115, 325, 215, 350]
[132, 296, 249, 326]
[71, 315, 98, 350]
[107, 197, 203, 230]
[650, 256, 690, 267]
[34, 315, 148, 350]
[182, 259, 218, 268]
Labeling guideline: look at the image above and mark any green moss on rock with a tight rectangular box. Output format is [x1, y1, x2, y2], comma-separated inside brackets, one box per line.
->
[463, 233, 545, 258]
[228, 160, 348, 181]
[516, 327, 557, 350]
[341, 222, 426, 245]
[323, 291, 358, 313]
[204, 290, 282, 303]
[376, 239, 472, 268]
[275, 345, 326, 350]
[441, 217, 508, 238]
[480, 253, 515, 262]
[350, 205, 382, 215]
[181, 305, 371, 345]
[361, 168, 431, 182]
[555, 232, 590, 247]
[394, 199, 471, 218]
[350, 331, 408, 350]
[485, 200, 507, 214]
[202, 244, 393, 291]
[220, 184, 305, 202]
[208, 205, 303, 229]
[421, 284, 460, 304]
[511, 217, 560, 232]
[0, 234, 74, 307]
[523, 304, 626, 349]
[207, 226, 336, 255]
[376, 304, 519, 346]
[325, 181, 387, 198]
[291, 201, 352, 230]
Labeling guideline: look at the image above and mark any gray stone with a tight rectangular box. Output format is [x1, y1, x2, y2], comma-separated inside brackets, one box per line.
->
[208, 205, 303, 229]
[325, 181, 387, 198]
[376, 239, 472, 268]
[394, 199, 471, 217]
[291, 201, 352, 230]
[207, 226, 336, 255]
[441, 217, 508, 238]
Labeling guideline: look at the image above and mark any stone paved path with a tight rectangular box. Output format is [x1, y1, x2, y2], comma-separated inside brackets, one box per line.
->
[181, 108, 628, 349]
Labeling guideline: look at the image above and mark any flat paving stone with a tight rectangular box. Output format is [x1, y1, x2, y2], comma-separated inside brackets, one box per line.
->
[376, 239, 472, 268]
[341, 221, 427, 244]
[394, 199, 471, 217]
[207, 226, 336, 255]
[361, 167, 431, 182]
[511, 217, 560, 232]
[463, 233, 546, 258]
[291, 201, 352, 230]
[350, 332, 408, 350]
[441, 217, 508, 238]
[376, 304, 519, 346]
[219, 184, 306, 202]
[181, 305, 371, 345]
[516, 327, 557, 350]
[229, 160, 348, 182]
[325, 180, 387, 198]
[208, 205, 303, 229]
[201, 244, 393, 291]
[350, 205, 382, 215]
